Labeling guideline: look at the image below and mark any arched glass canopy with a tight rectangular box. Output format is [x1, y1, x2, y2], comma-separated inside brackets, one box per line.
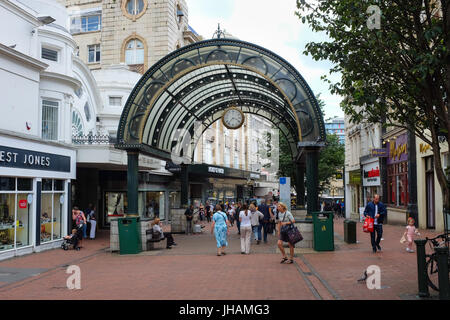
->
[116, 38, 326, 162]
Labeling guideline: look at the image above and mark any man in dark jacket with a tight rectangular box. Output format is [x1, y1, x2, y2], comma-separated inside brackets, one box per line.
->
[184, 205, 194, 235]
[258, 199, 274, 244]
[364, 195, 387, 253]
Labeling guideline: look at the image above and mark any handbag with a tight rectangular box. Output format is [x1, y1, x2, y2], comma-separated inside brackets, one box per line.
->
[363, 216, 374, 233]
[281, 213, 303, 245]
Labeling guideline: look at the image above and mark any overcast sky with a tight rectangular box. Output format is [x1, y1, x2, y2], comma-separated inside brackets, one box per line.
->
[187, 0, 344, 120]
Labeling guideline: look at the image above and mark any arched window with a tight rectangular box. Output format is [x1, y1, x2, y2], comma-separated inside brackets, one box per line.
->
[125, 39, 144, 65]
[72, 109, 84, 137]
[84, 101, 91, 122]
[126, 0, 144, 16]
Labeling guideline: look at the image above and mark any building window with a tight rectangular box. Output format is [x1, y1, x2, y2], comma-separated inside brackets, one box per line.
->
[234, 153, 239, 169]
[71, 109, 84, 137]
[387, 162, 409, 207]
[42, 100, 59, 141]
[84, 102, 91, 122]
[109, 96, 122, 107]
[88, 44, 100, 63]
[127, 0, 144, 15]
[0, 177, 33, 251]
[41, 47, 58, 62]
[70, 13, 101, 33]
[125, 39, 144, 65]
[74, 87, 83, 98]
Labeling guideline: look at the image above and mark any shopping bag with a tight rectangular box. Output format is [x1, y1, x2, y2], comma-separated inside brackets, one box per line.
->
[400, 234, 407, 244]
[363, 217, 374, 233]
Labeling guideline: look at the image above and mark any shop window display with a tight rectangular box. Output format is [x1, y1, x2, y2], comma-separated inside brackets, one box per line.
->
[139, 191, 165, 220]
[387, 162, 409, 207]
[0, 177, 33, 251]
[40, 180, 64, 243]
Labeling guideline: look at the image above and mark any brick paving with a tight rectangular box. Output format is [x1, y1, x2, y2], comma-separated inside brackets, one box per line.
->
[0, 217, 444, 300]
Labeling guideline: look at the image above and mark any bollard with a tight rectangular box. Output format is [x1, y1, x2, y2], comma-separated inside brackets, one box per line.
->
[415, 239, 430, 297]
[435, 247, 450, 300]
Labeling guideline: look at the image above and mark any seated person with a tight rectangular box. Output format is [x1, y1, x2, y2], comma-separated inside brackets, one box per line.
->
[151, 218, 177, 249]
[64, 229, 77, 240]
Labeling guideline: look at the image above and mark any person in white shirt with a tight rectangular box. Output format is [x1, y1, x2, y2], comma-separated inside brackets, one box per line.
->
[239, 204, 253, 254]
[249, 203, 264, 244]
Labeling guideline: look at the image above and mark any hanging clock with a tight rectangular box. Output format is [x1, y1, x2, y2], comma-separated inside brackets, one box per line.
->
[221, 106, 245, 130]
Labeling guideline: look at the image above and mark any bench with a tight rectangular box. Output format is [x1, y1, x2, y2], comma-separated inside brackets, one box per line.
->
[146, 229, 163, 250]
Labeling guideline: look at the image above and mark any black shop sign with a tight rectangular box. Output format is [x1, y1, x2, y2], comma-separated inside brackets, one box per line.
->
[0, 145, 71, 172]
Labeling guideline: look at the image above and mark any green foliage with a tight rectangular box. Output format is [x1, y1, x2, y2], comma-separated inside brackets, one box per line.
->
[296, 0, 450, 202]
[318, 134, 345, 191]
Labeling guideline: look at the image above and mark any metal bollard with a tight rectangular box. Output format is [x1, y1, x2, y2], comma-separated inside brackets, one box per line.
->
[435, 247, 450, 300]
[415, 239, 430, 297]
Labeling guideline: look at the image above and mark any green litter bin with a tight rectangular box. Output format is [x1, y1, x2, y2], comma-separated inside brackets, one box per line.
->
[312, 211, 334, 251]
[118, 217, 142, 254]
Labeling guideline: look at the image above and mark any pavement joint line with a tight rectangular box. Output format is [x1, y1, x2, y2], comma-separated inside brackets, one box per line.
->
[0, 246, 109, 292]
[292, 256, 322, 300]
[298, 254, 342, 300]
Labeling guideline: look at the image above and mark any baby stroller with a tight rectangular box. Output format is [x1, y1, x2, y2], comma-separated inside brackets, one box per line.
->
[61, 225, 82, 251]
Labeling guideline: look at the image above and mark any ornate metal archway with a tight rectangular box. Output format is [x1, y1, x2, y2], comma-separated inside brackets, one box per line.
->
[116, 38, 326, 214]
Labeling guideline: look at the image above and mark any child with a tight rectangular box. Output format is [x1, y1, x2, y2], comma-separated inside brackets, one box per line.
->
[64, 229, 77, 240]
[403, 217, 420, 253]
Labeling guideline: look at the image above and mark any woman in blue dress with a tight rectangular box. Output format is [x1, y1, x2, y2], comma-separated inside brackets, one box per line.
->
[211, 204, 231, 256]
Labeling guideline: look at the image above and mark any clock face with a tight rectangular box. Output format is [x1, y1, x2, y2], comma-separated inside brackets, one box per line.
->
[222, 107, 244, 129]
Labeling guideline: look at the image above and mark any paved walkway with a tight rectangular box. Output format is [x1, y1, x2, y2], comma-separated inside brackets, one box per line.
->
[0, 218, 443, 300]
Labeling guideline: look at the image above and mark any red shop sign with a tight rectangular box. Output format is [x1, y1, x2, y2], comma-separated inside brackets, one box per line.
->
[19, 200, 27, 209]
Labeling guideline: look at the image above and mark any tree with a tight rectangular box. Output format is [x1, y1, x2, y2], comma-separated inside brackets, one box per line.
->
[296, 0, 450, 219]
[318, 134, 345, 192]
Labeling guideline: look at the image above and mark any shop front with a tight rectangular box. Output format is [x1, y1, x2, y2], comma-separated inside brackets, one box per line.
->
[348, 169, 362, 220]
[0, 134, 75, 260]
[386, 132, 409, 224]
[362, 158, 381, 206]
[416, 138, 449, 232]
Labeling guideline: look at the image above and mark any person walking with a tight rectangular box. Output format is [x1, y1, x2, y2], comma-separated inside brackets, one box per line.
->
[234, 202, 242, 235]
[184, 204, 195, 235]
[249, 203, 264, 244]
[277, 202, 295, 264]
[403, 217, 420, 253]
[199, 204, 205, 222]
[363, 194, 387, 253]
[227, 204, 235, 226]
[258, 199, 274, 244]
[211, 204, 230, 256]
[88, 205, 97, 240]
[239, 204, 253, 254]
[205, 201, 212, 223]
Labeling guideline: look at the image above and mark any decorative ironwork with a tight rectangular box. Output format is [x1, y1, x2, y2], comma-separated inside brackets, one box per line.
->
[72, 134, 117, 145]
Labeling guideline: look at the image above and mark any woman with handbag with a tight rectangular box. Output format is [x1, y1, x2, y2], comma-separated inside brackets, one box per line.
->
[277, 202, 295, 264]
[211, 204, 231, 256]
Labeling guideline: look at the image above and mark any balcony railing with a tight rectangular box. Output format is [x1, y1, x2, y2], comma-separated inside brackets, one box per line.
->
[72, 134, 117, 145]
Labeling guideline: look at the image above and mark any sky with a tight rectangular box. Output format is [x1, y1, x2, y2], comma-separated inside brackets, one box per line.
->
[187, 0, 344, 120]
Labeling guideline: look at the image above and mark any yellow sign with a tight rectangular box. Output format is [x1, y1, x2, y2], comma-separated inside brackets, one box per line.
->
[390, 141, 407, 161]
[322, 225, 326, 232]
[419, 143, 431, 154]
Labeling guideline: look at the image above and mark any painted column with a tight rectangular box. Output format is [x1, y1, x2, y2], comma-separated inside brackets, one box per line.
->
[306, 148, 320, 215]
[407, 129, 418, 227]
[295, 163, 306, 208]
[180, 164, 189, 208]
[127, 151, 139, 216]
[35, 179, 42, 247]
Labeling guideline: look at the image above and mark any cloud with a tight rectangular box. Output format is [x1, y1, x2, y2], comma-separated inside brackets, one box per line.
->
[187, 0, 344, 118]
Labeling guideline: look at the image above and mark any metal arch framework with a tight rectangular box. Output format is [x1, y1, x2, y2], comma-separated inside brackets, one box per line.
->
[116, 38, 326, 162]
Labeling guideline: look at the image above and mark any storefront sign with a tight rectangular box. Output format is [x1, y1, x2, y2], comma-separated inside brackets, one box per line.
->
[349, 170, 361, 185]
[419, 143, 431, 154]
[363, 162, 381, 186]
[279, 177, 291, 211]
[371, 148, 387, 157]
[387, 134, 408, 165]
[0, 145, 70, 172]
[18, 200, 27, 209]
[208, 166, 225, 174]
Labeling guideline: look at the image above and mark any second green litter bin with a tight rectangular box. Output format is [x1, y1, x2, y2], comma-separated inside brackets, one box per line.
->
[312, 211, 334, 251]
[118, 217, 142, 254]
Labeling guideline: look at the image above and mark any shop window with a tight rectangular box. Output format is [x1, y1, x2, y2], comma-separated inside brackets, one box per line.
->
[0, 178, 33, 251]
[0, 177, 15, 191]
[139, 191, 165, 220]
[387, 162, 409, 207]
[105, 192, 127, 226]
[169, 191, 180, 209]
[40, 179, 64, 243]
